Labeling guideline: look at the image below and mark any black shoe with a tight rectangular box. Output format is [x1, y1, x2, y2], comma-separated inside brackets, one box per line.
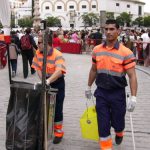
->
[53, 136, 63, 144]
[31, 70, 36, 75]
[115, 135, 123, 145]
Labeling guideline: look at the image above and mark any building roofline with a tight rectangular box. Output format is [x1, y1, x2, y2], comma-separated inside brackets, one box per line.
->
[117, 0, 145, 5]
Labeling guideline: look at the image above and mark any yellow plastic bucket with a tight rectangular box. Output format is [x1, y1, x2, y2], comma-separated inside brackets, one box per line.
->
[80, 105, 99, 141]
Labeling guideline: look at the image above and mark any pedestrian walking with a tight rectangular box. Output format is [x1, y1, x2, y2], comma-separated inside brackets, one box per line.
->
[20, 28, 38, 78]
[32, 33, 66, 144]
[9, 38, 20, 77]
[85, 19, 138, 150]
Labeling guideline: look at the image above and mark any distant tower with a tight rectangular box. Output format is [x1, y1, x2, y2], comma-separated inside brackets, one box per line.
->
[33, 0, 41, 31]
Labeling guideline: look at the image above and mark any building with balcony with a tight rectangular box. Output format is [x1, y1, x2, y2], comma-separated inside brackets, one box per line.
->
[40, 0, 145, 28]
[10, 0, 145, 28]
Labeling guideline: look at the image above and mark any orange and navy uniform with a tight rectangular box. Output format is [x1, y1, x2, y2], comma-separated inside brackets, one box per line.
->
[32, 49, 66, 76]
[92, 41, 136, 89]
[32, 48, 66, 138]
[92, 41, 136, 150]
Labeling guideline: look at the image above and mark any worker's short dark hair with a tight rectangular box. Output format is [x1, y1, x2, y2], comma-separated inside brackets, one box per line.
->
[25, 28, 31, 34]
[105, 19, 120, 29]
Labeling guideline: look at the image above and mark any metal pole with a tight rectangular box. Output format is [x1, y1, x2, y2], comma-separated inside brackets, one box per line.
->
[42, 29, 49, 150]
[7, 44, 12, 84]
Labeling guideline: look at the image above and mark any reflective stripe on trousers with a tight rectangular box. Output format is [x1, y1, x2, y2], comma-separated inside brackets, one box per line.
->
[99, 136, 112, 150]
[54, 122, 64, 137]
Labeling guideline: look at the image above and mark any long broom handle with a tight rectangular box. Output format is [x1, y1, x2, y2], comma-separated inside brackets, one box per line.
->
[130, 113, 136, 150]
[44, 92, 48, 150]
[42, 29, 49, 150]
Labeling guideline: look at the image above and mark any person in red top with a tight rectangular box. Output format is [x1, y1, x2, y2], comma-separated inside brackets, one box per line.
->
[53, 33, 61, 51]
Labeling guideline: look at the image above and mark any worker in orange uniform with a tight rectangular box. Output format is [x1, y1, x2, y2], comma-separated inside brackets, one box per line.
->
[32, 34, 66, 144]
[85, 19, 138, 150]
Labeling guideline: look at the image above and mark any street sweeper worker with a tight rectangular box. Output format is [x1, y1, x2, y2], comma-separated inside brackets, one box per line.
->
[32, 34, 66, 144]
[85, 19, 138, 150]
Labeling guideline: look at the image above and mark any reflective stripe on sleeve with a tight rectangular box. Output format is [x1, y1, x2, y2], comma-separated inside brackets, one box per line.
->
[56, 56, 65, 61]
[124, 53, 135, 60]
[56, 64, 66, 70]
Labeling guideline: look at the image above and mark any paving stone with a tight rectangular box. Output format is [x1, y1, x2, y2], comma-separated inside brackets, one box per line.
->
[0, 54, 150, 150]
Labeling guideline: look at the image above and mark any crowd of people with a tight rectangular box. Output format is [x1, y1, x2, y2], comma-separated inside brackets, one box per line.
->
[0, 25, 150, 78]
[0, 19, 149, 150]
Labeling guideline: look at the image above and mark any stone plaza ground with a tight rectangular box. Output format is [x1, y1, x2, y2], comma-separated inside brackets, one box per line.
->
[0, 53, 150, 150]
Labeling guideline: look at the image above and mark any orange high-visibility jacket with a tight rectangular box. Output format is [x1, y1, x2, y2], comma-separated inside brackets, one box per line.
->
[32, 49, 66, 76]
[92, 42, 136, 89]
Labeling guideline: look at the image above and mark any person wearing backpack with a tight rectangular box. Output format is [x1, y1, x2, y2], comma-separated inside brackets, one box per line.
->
[20, 28, 38, 78]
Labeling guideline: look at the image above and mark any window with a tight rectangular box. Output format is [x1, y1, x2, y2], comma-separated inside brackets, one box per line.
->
[138, 6, 142, 16]
[69, 5, 74, 9]
[82, 5, 86, 9]
[45, 6, 49, 10]
[92, 5, 96, 9]
[57, 6, 62, 9]
[127, 4, 130, 8]
[116, 3, 119, 6]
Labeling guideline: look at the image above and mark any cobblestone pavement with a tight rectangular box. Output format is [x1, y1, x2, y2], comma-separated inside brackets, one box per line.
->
[0, 54, 150, 150]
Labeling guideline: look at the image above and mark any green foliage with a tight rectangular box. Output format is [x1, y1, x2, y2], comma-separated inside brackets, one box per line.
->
[10, 15, 15, 28]
[106, 12, 114, 19]
[143, 16, 150, 27]
[132, 17, 144, 27]
[46, 16, 61, 27]
[18, 17, 33, 28]
[81, 12, 99, 27]
[0, 22, 3, 28]
[116, 16, 124, 26]
[116, 12, 132, 26]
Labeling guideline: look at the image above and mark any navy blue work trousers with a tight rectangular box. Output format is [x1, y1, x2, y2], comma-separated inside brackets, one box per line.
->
[94, 87, 126, 138]
[50, 77, 65, 123]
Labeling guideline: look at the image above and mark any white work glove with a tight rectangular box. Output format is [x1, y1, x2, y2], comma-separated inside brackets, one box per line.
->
[46, 79, 51, 86]
[85, 86, 92, 99]
[127, 96, 137, 112]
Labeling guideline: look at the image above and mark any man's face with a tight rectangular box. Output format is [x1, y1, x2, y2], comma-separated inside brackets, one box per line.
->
[38, 36, 51, 52]
[104, 24, 119, 42]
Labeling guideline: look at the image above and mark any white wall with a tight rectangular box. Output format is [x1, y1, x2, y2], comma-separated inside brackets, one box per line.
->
[15, 0, 145, 29]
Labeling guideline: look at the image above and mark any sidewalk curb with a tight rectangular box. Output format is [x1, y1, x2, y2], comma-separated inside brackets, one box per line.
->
[135, 66, 150, 76]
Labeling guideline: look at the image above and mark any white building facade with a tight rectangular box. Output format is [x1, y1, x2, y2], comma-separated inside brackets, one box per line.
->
[10, 0, 145, 28]
[10, 0, 32, 26]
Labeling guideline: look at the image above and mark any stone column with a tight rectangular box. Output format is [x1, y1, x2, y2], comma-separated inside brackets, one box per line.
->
[33, 0, 41, 32]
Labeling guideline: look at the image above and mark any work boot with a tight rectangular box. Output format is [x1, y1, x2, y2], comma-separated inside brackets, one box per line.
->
[31, 69, 36, 75]
[115, 135, 123, 145]
[53, 136, 63, 144]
